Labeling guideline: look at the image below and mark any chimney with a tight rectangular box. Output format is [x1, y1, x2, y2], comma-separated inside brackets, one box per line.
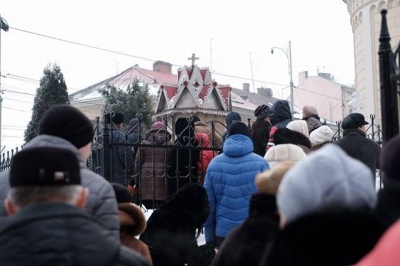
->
[318, 72, 332, 80]
[257, 87, 273, 97]
[243, 83, 250, 92]
[153, 61, 172, 74]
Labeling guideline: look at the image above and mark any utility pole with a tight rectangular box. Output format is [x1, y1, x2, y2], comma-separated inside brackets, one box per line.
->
[271, 41, 294, 116]
[249, 52, 255, 93]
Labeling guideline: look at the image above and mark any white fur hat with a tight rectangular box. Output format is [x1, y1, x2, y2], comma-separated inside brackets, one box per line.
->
[286, 120, 309, 138]
[309, 125, 334, 147]
[264, 144, 307, 168]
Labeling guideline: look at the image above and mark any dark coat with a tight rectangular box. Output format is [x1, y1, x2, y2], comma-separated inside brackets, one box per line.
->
[168, 117, 200, 196]
[334, 129, 381, 177]
[261, 208, 385, 266]
[110, 126, 132, 185]
[140, 183, 215, 266]
[374, 179, 400, 230]
[251, 120, 271, 157]
[134, 128, 172, 201]
[267, 100, 292, 149]
[211, 193, 279, 266]
[0, 203, 148, 266]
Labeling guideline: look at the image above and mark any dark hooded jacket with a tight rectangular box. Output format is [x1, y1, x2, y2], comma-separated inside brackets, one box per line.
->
[167, 117, 200, 196]
[140, 183, 215, 266]
[261, 208, 385, 266]
[0, 203, 148, 266]
[269, 100, 292, 129]
[211, 193, 279, 266]
[134, 128, 172, 201]
[267, 101, 292, 149]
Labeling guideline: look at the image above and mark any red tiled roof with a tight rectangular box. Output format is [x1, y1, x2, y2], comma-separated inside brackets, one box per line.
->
[200, 69, 208, 81]
[199, 84, 212, 100]
[163, 86, 178, 100]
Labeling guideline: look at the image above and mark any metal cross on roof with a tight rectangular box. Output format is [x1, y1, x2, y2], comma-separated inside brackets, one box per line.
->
[188, 53, 199, 67]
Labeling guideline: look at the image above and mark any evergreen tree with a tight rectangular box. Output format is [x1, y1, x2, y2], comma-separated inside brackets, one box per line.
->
[102, 79, 154, 128]
[24, 63, 70, 142]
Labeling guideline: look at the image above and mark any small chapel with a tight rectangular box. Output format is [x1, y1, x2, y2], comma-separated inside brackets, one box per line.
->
[153, 54, 232, 137]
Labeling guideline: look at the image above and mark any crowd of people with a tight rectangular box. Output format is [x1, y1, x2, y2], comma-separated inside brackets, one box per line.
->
[0, 102, 399, 266]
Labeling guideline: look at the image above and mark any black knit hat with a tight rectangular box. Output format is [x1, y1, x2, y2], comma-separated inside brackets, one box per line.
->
[38, 104, 94, 149]
[111, 183, 132, 203]
[381, 134, 400, 180]
[228, 121, 251, 137]
[10, 147, 81, 187]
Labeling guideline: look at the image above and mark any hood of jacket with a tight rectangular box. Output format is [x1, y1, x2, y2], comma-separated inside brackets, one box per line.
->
[225, 112, 242, 128]
[145, 129, 171, 144]
[223, 134, 253, 157]
[195, 133, 211, 147]
[270, 100, 292, 126]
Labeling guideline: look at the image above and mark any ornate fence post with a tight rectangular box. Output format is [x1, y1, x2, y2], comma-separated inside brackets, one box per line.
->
[378, 9, 399, 144]
[103, 113, 110, 181]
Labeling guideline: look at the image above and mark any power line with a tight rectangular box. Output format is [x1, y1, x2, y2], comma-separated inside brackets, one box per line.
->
[10, 27, 289, 88]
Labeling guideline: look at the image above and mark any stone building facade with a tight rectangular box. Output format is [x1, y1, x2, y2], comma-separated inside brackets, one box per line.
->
[343, 0, 400, 125]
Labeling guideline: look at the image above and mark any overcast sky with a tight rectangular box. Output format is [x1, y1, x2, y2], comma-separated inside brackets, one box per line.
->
[0, 0, 354, 150]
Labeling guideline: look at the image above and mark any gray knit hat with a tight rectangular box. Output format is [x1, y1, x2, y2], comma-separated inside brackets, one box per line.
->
[277, 144, 376, 224]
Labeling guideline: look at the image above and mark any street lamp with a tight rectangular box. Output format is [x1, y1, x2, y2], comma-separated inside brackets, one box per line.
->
[271, 41, 294, 116]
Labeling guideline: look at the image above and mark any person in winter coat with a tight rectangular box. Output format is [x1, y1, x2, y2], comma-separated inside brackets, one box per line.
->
[107, 112, 133, 186]
[0, 105, 120, 238]
[334, 113, 381, 180]
[140, 183, 216, 266]
[373, 133, 400, 230]
[167, 117, 200, 197]
[212, 162, 293, 266]
[134, 121, 172, 209]
[302, 105, 322, 134]
[126, 118, 144, 191]
[261, 144, 384, 266]
[251, 104, 271, 157]
[195, 132, 217, 185]
[0, 147, 148, 266]
[204, 122, 269, 248]
[267, 100, 293, 150]
[112, 183, 153, 266]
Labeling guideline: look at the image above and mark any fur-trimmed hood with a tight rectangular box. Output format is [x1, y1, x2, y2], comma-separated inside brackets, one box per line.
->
[118, 203, 147, 236]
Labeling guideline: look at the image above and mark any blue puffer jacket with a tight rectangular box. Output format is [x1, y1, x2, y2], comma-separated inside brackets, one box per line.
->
[204, 134, 269, 243]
